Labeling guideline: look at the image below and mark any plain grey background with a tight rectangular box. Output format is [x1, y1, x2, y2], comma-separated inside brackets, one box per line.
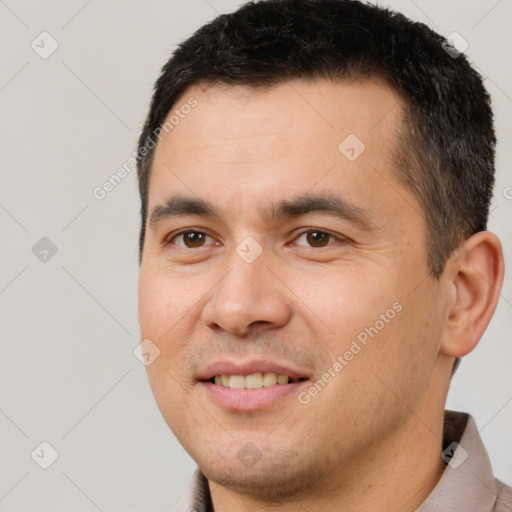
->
[0, 0, 510, 510]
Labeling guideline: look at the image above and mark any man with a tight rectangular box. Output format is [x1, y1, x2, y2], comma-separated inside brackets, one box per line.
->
[136, 0, 511, 510]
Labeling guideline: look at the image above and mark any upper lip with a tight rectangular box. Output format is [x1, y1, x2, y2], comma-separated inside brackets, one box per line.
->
[197, 359, 311, 381]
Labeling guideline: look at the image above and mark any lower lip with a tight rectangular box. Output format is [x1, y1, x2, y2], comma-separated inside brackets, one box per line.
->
[199, 380, 308, 411]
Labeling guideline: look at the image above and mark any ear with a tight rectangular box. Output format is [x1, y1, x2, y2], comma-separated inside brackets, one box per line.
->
[440, 231, 504, 358]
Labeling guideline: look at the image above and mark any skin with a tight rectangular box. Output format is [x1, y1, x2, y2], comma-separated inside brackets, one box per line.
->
[138, 78, 504, 511]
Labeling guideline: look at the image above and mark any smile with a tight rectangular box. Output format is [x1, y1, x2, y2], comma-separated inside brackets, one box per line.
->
[210, 372, 308, 389]
[197, 359, 311, 410]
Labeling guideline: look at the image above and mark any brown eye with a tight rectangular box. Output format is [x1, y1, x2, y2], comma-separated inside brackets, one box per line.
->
[295, 230, 336, 248]
[307, 231, 330, 247]
[170, 231, 214, 248]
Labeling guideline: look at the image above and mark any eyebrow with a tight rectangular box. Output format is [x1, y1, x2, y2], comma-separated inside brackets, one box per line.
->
[148, 192, 376, 231]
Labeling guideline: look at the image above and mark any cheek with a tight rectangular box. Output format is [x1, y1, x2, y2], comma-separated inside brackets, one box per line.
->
[138, 278, 168, 341]
[310, 295, 442, 443]
[138, 272, 196, 427]
[302, 265, 440, 383]
[295, 267, 395, 339]
[139, 263, 190, 323]
[350, 283, 444, 400]
[138, 268, 193, 362]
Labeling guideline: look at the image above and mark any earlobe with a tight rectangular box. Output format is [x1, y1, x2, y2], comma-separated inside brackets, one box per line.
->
[440, 231, 504, 358]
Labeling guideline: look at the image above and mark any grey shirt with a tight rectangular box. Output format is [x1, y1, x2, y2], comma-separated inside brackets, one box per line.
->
[173, 410, 512, 511]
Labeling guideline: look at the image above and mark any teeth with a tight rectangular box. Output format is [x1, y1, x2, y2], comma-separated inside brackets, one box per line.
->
[263, 373, 277, 387]
[245, 373, 264, 389]
[229, 375, 246, 389]
[212, 372, 295, 389]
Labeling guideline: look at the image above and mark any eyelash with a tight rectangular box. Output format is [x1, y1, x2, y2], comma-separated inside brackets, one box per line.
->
[164, 228, 346, 249]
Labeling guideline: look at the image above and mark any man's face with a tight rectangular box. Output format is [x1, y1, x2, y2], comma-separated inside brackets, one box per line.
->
[138, 78, 449, 497]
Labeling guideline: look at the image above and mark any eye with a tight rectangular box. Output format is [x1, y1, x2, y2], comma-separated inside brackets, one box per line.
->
[166, 230, 216, 249]
[293, 229, 342, 248]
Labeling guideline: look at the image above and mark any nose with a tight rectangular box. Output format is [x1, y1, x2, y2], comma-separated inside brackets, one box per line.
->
[201, 249, 293, 336]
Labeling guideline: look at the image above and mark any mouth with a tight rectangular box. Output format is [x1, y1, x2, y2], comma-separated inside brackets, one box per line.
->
[207, 373, 309, 389]
[197, 360, 311, 410]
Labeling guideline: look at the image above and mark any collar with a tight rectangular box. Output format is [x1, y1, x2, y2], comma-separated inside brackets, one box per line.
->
[416, 410, 498, 511]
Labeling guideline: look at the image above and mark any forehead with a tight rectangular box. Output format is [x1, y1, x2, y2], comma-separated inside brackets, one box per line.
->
[148, 78, 418, 228]
[153, 77, 403, 161]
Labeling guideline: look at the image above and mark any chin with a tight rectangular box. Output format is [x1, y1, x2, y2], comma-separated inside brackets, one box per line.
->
[196, 444, 327, 503]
